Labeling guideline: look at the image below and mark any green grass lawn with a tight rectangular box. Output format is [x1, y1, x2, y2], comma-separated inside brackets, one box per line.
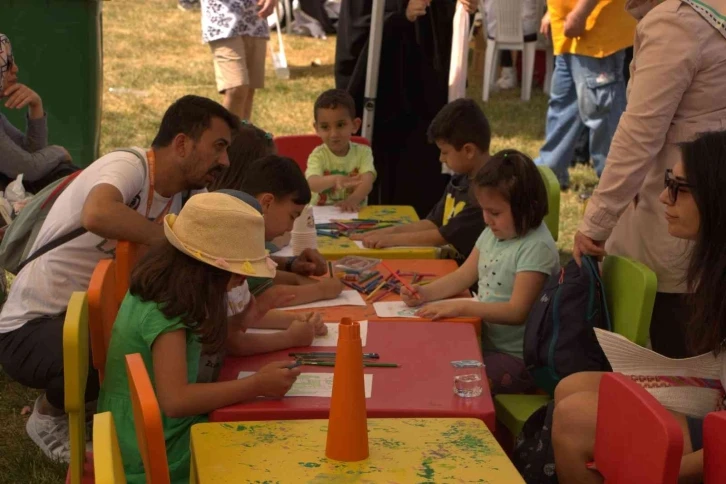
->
[0, 0, 597, 481]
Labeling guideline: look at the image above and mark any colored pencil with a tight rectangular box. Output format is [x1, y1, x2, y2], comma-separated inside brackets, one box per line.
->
[289, 352, 380, 359]
[366, 276, 391, 300]
[298, 361, 400, 368]
[328, 261, 334, 278]
[381, 262, 417, 294]
[370, 285, 392, 303]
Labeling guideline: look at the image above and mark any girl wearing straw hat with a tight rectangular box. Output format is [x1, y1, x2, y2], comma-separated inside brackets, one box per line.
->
[98, 192, 315, 483]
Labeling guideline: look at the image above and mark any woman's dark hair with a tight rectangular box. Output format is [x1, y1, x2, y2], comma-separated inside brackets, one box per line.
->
[682, 131, 726, 354]
[208, 122, 276, 191]
[472, 149, 548, 236]
[130, 240, 231, 353]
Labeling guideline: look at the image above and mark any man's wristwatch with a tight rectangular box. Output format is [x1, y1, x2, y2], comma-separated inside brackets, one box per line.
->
[284, 256, 297, 272]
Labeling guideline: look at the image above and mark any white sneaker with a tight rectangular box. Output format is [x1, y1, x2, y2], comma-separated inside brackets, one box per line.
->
[496, 67, 517, 90]
[25, 397, 71, 463]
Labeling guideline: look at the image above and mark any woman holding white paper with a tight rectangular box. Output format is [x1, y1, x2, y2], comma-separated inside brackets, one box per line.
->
[552, 131, 726, 484]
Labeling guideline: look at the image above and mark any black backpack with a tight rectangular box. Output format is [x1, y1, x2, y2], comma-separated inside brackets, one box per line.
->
[523, 256, 612, 396]
[512, 401, 558, 484]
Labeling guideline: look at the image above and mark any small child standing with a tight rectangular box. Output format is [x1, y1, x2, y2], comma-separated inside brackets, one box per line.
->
[98, 193, 316, 483]
[201, 0, 276, 120]
[306, 89, 376, 211]
[401, 150, 559, 394]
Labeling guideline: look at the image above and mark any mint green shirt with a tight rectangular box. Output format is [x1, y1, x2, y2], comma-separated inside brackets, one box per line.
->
[305, 141, 376, 206]
[476, 223, 559, 358]
[98, 293, 206, 484]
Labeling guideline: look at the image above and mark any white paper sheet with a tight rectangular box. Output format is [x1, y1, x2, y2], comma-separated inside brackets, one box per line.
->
[313, 205, 359, 225]
[237, 371, 373, 398]
[246, 321, 369, 347]
[279, 290, 367, 311]
[373, 298, 478, 318]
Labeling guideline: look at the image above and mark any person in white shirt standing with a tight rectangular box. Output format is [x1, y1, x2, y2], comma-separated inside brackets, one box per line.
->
[0, 94, 239, 462]
[202, 0, 278, 121]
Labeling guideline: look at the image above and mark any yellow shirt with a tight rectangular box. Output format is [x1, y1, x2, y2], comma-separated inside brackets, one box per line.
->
[305, 142, 376, 206]
[549, 0, 636, 57]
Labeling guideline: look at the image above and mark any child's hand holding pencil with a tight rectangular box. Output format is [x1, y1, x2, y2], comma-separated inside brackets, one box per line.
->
[400, 284, 429, 307]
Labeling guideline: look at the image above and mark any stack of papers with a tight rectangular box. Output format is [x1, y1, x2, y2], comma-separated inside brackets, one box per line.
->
[279, 290, 367, 311]
[246, 321, 369, 347]
[237, 372, 373, 398]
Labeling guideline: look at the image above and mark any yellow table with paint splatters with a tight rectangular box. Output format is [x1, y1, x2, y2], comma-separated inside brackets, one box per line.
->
[189, 418, 524, 483]
[317, 206, 441, 260]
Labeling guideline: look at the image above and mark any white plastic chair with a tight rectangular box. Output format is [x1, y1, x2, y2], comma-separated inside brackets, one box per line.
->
[482, 0, 537, 102]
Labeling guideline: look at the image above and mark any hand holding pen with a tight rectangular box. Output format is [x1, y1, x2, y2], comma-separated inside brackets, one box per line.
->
[401, 284, 428, 307]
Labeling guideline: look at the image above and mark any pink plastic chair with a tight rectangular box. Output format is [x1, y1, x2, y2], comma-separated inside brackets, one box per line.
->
[273, 135, 370, 172]
[593, 373, 684, 483]
[704, 411, 726, 483]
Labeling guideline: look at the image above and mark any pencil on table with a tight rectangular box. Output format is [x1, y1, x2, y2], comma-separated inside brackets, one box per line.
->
[366, 277, 391, 301]
[381, 261, 417, 294]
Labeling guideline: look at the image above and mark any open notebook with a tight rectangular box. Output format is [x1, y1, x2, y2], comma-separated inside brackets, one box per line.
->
[595, 328, 725, 418]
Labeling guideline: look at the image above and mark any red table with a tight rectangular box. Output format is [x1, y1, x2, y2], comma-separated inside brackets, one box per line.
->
[286, 259, 482, 335]
[211, 321, 495, 430]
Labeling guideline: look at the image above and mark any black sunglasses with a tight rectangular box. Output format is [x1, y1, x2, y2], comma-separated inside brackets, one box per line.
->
[664, 169, 693, 203]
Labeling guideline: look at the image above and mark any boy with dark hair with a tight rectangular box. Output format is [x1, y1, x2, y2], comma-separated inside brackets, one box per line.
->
[233, 155, 342, 308]
[354, 98, 490, 263]
[307, 89, 376, 212]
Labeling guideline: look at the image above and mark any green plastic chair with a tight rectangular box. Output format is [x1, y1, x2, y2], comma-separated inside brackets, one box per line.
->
[538, 166, 560, 241]
[494, 255, 657, 440]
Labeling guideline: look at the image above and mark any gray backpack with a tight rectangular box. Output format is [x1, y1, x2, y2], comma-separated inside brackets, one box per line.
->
[0, 149, 146, 275]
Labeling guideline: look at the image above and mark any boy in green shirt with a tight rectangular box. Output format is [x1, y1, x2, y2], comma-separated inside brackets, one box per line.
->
[306, 89, 376, 212]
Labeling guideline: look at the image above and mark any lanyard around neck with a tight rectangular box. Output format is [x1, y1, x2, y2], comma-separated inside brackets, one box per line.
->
[145, 150, 174, 223]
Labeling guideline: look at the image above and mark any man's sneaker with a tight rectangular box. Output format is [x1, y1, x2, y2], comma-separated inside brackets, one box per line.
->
[25, 397, 71, 463]
[496, 67, 517, 90]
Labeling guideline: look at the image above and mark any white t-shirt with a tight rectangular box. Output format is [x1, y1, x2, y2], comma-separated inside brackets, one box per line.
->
[0, 148, 198, 333]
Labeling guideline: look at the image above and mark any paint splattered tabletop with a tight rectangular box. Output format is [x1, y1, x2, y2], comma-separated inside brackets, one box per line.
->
[317, 206, 439, 260]
[190, 418, 524, 483]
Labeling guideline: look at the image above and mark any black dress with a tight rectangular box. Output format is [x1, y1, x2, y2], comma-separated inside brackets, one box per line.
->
[335, 0, 456, 217]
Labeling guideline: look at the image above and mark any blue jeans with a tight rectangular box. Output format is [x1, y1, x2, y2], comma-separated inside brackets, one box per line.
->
[535, 51, 626, 187]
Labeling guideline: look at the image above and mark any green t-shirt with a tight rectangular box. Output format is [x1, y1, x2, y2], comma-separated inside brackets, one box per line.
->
[476, 223, 559, 359]
[97, 293, 206, 484]
[305, 141, 376, 206]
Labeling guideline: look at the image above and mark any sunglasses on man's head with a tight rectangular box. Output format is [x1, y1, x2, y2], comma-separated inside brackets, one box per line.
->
[664, 169, 693, 203]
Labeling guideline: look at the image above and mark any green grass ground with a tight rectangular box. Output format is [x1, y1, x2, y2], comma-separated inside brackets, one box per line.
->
[0, 1, 597, 481]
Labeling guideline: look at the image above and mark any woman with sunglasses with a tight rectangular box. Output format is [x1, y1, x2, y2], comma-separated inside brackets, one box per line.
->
[572, 0, 726, 359]
[551, 130, 726, 484]
[0, 33, 74, 194]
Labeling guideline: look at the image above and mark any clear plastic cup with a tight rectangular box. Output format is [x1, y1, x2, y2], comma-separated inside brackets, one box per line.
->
[451, 360, 484, 398]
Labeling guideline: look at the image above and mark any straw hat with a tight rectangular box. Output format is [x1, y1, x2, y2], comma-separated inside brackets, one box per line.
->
[163, 192, 276, 278]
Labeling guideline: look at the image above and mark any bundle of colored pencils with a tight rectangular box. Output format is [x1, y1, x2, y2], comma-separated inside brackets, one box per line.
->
[315, 218, 401, 238]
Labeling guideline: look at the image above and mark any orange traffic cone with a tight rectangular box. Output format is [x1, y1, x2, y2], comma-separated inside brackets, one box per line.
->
[325, 318, 369, 461]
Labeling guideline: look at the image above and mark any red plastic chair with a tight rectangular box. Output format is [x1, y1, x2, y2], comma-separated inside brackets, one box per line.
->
[115, 241, 146, 306]
[88, 259, 120, 384]
[125, 353, 171, 484]
[593, 373, 684, 483]
[704, 411, 726, 483]
[274, 134, 370, 172]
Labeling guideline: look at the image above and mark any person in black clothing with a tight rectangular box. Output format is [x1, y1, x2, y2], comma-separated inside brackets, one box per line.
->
[335, 0, 471, 217]
[353, 98, 490, 264]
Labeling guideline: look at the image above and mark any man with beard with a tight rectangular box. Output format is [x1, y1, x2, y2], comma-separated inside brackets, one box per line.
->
[0, 95, 238, 461]
[335, 0, 476, 217]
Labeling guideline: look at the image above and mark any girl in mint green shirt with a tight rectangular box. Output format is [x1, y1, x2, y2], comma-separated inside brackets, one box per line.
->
[401, 150, 559, 394]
